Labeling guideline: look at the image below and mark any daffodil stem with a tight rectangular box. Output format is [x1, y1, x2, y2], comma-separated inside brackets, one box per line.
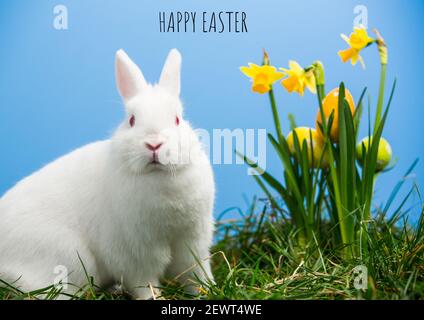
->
[268, 88, 284, 144]
[374, 63, 387, 133]
[316, 83, 353, 260]
[360, 176, 377, 258]
[318, 84, 325, 101]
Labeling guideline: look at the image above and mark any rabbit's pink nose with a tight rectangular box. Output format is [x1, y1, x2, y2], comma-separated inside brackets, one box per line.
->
[145, 143, 162, 151]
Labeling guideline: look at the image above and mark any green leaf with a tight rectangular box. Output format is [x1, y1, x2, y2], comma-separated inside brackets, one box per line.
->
[383, 158, 419, 215]
[337, 83, 355, 245]
[288, 113, 297, 131]
[363, 79, 397, 219]
[268, 134, 304, 206]
[236, 151, 285, 195]
[354, 87, 367, 139]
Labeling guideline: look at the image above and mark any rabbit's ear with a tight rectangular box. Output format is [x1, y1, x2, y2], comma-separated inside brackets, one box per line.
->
[159, 49, 181, 96]
[115, 49, 147, 101]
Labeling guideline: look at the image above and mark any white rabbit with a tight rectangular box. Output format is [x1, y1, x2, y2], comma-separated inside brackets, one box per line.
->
[0, 49, 215, 299]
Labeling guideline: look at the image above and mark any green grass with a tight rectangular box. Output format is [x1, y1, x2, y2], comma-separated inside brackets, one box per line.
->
[1, 193, 423, 300]
[205, 202, 424, 300]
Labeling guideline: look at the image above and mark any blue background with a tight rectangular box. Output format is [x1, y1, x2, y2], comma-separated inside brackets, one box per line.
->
[0, 0, 423, 222]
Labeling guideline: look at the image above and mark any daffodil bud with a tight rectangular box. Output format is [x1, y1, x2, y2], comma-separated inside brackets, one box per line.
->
[312, 61, 325, 87]
[373, 29, 388, 65]
[262, 49, 270, 66]
[356, 137, 392, 171]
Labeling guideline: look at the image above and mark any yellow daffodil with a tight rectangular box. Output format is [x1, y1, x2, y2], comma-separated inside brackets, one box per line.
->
[338, 25, 374, 68]
[240, 63, 284, 94]
[280, 61, 316, 96]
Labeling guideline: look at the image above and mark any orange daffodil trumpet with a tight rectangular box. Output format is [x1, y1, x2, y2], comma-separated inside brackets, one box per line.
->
[280, 61, 316, 96]
[240, 63, 284, 94]
[338, 25, 375, 68]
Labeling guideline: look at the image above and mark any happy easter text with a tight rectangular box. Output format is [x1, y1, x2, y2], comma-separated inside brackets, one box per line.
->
[159, 11, 248, 33]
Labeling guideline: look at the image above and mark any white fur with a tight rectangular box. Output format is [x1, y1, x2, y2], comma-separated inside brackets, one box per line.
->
[0, 49, 215, 299]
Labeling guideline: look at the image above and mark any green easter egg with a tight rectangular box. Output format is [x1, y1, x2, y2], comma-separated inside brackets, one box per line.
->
[356, 137, 392, 171]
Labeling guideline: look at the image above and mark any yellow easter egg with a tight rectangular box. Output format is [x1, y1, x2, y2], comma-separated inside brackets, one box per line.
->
[316, 88, 355, 142]
[287, 127, 330, 168]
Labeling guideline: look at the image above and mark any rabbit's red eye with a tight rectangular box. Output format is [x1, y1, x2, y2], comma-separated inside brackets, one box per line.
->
[175, 116, 180, 126]
[129, 115, 135, 127]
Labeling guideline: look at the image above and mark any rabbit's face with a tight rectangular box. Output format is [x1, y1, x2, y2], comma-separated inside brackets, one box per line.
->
[112, 49, 199, 174]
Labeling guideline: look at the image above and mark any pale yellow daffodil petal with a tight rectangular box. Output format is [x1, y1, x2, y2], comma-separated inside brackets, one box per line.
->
[240, 66, 257, 78]
[304, 73, 317, 94]
[341, 34, 350, 45]
[358, 55, 366, 69]
[288, 61, 304, 75]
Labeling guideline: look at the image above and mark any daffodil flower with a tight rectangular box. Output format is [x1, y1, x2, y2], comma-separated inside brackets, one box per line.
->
[240, 63, 284, 94]
[280, 61, 316, 96]
[338, 25, 374, 68]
